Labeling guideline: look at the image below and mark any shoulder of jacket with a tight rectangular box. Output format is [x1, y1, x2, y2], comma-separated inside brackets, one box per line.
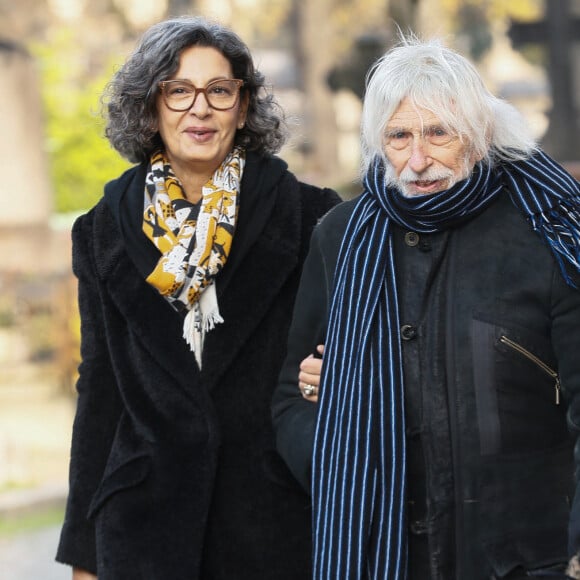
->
[72, 198, 123, 280]
[294, 178, 343, 220]
[316, 196, 358, 227]
[72, 196, 117, 235]
[104, 164, 143, 196]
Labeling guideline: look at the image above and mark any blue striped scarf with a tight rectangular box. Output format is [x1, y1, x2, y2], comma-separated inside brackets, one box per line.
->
[312, 149, 580, 579]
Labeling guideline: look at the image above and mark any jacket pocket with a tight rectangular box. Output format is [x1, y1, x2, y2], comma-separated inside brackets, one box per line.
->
[87, 416, 152, 519]
[471, 318, 567, 456]
[88, 454, 150, 519]
[499, 335, 561, 405]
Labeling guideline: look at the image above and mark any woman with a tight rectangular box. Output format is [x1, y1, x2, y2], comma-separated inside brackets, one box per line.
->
[55, 16, 340, 579]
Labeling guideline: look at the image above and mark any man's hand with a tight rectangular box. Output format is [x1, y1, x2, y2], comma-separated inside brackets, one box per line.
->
[298, 344, 324, 403]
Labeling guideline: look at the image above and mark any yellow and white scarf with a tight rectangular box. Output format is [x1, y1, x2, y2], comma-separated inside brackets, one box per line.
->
[143, 146, 245, 367]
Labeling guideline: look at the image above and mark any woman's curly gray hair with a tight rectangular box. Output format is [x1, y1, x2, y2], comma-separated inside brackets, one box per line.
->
[104, 16, 288, 163]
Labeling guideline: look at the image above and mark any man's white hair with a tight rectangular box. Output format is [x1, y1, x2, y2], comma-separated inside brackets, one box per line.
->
[360, 36, 537, 176]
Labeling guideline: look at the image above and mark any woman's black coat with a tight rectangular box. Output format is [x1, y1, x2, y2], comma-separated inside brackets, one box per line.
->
[273, 191, 580, 579]
[55, 152, 340, 579]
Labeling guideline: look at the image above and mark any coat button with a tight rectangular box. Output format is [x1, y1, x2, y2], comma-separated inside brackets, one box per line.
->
[409, 520, 428, 535]
[404, 231, 420, 247]
[401, 324, 417, 341]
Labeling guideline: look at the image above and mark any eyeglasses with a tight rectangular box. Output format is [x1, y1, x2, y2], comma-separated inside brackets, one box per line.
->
[384, 126, 457, 151]
[158, 78, 244, 111]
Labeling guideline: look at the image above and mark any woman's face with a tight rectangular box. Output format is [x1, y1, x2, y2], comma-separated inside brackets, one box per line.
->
[156, 45, 248, 182]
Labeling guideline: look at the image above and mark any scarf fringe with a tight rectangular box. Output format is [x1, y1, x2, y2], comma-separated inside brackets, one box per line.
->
[182, 283, 224, 368]
[181, 305, 225, 342]
[531, 204, 580, 287]
[202, 310, 224, 332]
[182, 308, 197, 352]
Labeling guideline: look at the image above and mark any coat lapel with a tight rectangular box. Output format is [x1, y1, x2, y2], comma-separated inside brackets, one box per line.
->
[94, 203, 201, 398]
[95, 154, 302, 394]
[200, 193, 301, 389]
[200, 158, 303, 389]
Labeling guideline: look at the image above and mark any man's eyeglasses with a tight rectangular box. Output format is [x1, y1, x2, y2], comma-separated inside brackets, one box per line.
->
[158, 78, 244, 111]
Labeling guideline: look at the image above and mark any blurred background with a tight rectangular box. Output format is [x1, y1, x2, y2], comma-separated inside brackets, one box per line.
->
[0, 0, 579, 577]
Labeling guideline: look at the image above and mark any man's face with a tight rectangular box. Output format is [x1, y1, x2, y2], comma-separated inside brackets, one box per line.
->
[383, 97, 477, 197]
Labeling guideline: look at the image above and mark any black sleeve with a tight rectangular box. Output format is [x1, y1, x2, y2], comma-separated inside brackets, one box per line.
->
[272, 227, 332, 492]
[551, 268, 580, 558]
[56, 214, 123, 573]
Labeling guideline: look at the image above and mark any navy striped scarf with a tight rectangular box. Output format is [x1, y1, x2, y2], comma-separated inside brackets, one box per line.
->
[312, 149, 580, 579]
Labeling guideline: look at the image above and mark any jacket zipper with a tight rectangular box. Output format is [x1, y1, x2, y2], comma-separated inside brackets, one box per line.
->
[499, 335, 560, 405]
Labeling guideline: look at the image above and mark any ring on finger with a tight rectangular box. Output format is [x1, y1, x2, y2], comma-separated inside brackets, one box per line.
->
[303, 384, 316, 396]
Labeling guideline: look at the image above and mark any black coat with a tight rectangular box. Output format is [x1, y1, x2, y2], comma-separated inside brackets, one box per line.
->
[273, 191, 580, 579]
[55, 153, 341, 579]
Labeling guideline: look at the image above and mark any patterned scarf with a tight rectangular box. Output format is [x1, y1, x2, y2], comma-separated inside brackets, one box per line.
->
[312, 149, 580, 579]
[143, 146, 245, 367]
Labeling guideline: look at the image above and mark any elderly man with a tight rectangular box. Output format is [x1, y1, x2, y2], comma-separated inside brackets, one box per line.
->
[273, 38, 580, 579]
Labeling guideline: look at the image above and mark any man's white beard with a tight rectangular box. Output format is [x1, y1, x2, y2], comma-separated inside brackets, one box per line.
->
[383, 158, 474, 198]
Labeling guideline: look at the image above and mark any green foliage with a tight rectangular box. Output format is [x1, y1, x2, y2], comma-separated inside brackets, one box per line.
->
[31, 30, 131, 214]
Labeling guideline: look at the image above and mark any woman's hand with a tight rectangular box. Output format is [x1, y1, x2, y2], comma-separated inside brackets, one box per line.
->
[298, 344, 324, 403]
[73, 568, 97, 580]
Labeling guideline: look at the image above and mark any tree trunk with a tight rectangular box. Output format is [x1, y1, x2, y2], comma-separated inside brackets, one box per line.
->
[292, 0, 339, 180]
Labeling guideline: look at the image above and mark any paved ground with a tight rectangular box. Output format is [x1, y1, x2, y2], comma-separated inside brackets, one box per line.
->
[0, 525, 69, 580]
[0, 361, 75, 579]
